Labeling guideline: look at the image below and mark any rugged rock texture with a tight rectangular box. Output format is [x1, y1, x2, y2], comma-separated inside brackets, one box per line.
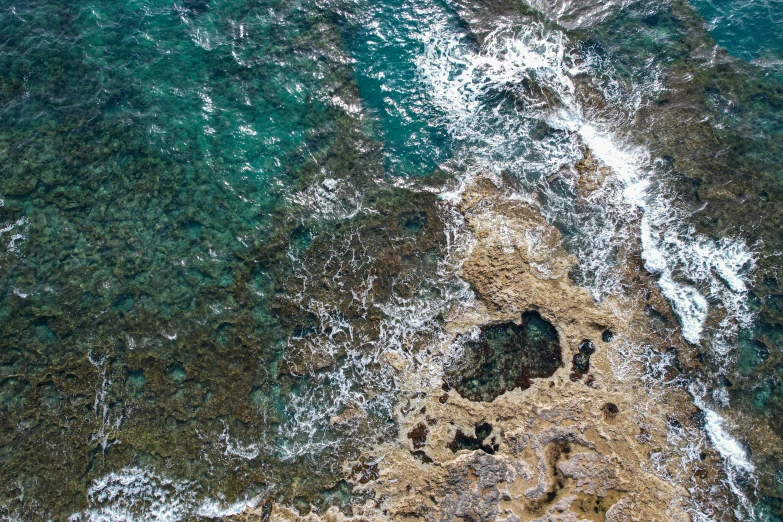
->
[234, 170, 735, 522]
[574, 150, 612, 197]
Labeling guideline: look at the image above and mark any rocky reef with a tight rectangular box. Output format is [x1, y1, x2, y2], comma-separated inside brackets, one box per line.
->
[232, 168, 737, 521]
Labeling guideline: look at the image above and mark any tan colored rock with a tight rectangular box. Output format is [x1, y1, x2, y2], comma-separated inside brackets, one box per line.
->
[329, 406, 369, 426]
[575, 149, 612, 196]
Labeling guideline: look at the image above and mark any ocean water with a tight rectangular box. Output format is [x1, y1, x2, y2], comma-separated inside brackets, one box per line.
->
[2, 0, 783, 520]
[688, 0, 783, 67]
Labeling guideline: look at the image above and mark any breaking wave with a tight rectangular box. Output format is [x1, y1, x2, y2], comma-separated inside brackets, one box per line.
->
[275, 217, 470, 460]
[68, 468, 259, 522]
[416, 5, 753, 340]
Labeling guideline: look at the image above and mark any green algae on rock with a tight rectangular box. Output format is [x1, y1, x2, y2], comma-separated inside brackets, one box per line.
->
[0, 0, 451, 518]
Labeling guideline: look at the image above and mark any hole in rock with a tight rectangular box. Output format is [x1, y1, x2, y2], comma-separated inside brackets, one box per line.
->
[127, 370, 146, 389]
[602, 402, 619, 421]
[444, 311, 561, 402]
[571, 490, 625, 522]
[32, 319, 58, 344]
[447, 421, 498, 455]
[182, 220, 202, 239]
[168, 365, 187, 382]
[290, 225, 313, 251]
[570, 339, 596, 381]
[407, 422, 428, 449]
[411, 450, 434, 463]
[114, 293, 134, 312]
[401, 210, 428, 232]
[216, 322, 235, 346]
[350, 458, 379, 484]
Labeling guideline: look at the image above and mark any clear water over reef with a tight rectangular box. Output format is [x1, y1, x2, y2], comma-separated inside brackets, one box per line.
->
[688, 0, 783, 66]
[2, 0, 783, 520]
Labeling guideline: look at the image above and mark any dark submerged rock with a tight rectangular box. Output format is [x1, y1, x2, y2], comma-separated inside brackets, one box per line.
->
[447, 422, 499, 455]
[444, 311, 562, 402]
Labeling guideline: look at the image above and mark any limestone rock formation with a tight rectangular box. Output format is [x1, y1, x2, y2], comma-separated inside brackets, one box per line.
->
[235, 165, 735, 522]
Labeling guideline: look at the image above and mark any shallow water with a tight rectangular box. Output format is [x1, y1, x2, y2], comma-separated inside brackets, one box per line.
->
[2, 0, 783, 520]
[444, 312, 562, 402]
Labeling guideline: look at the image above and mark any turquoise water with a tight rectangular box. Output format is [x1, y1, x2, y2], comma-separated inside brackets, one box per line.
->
[340, 0, 453, 176]
[688, 0, 783, 66]
[3, 0, 783, 519]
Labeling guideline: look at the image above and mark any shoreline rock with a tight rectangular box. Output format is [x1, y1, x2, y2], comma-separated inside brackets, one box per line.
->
[235, 169, 735, 521]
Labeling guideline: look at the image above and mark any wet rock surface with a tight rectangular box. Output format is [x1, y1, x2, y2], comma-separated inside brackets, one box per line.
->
[569, 340, 596, 382]
[447, 421, 499, 455]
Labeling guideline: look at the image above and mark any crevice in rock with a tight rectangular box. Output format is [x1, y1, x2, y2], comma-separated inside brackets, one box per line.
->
[570, 339, 596, 382]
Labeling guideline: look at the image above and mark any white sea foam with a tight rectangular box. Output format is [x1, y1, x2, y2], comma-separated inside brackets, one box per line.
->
[690, 383, 758, 520]
[68, 467, 260, 522]
[415, 3, 755, 350]
[219, 422, 261, 460]
[702, 407, 754, 473]
[290, 172, 363, 220]
[87, 352, 123, 453]
[275, 279, 457, 460]
[523, 0, 637, 29]
[0, 216, 28, 257]
[275, 196, 474, 461]
[196, 498, 260, 519]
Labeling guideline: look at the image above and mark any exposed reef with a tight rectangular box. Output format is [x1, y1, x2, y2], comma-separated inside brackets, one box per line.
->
[234, 170, 738, 521]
